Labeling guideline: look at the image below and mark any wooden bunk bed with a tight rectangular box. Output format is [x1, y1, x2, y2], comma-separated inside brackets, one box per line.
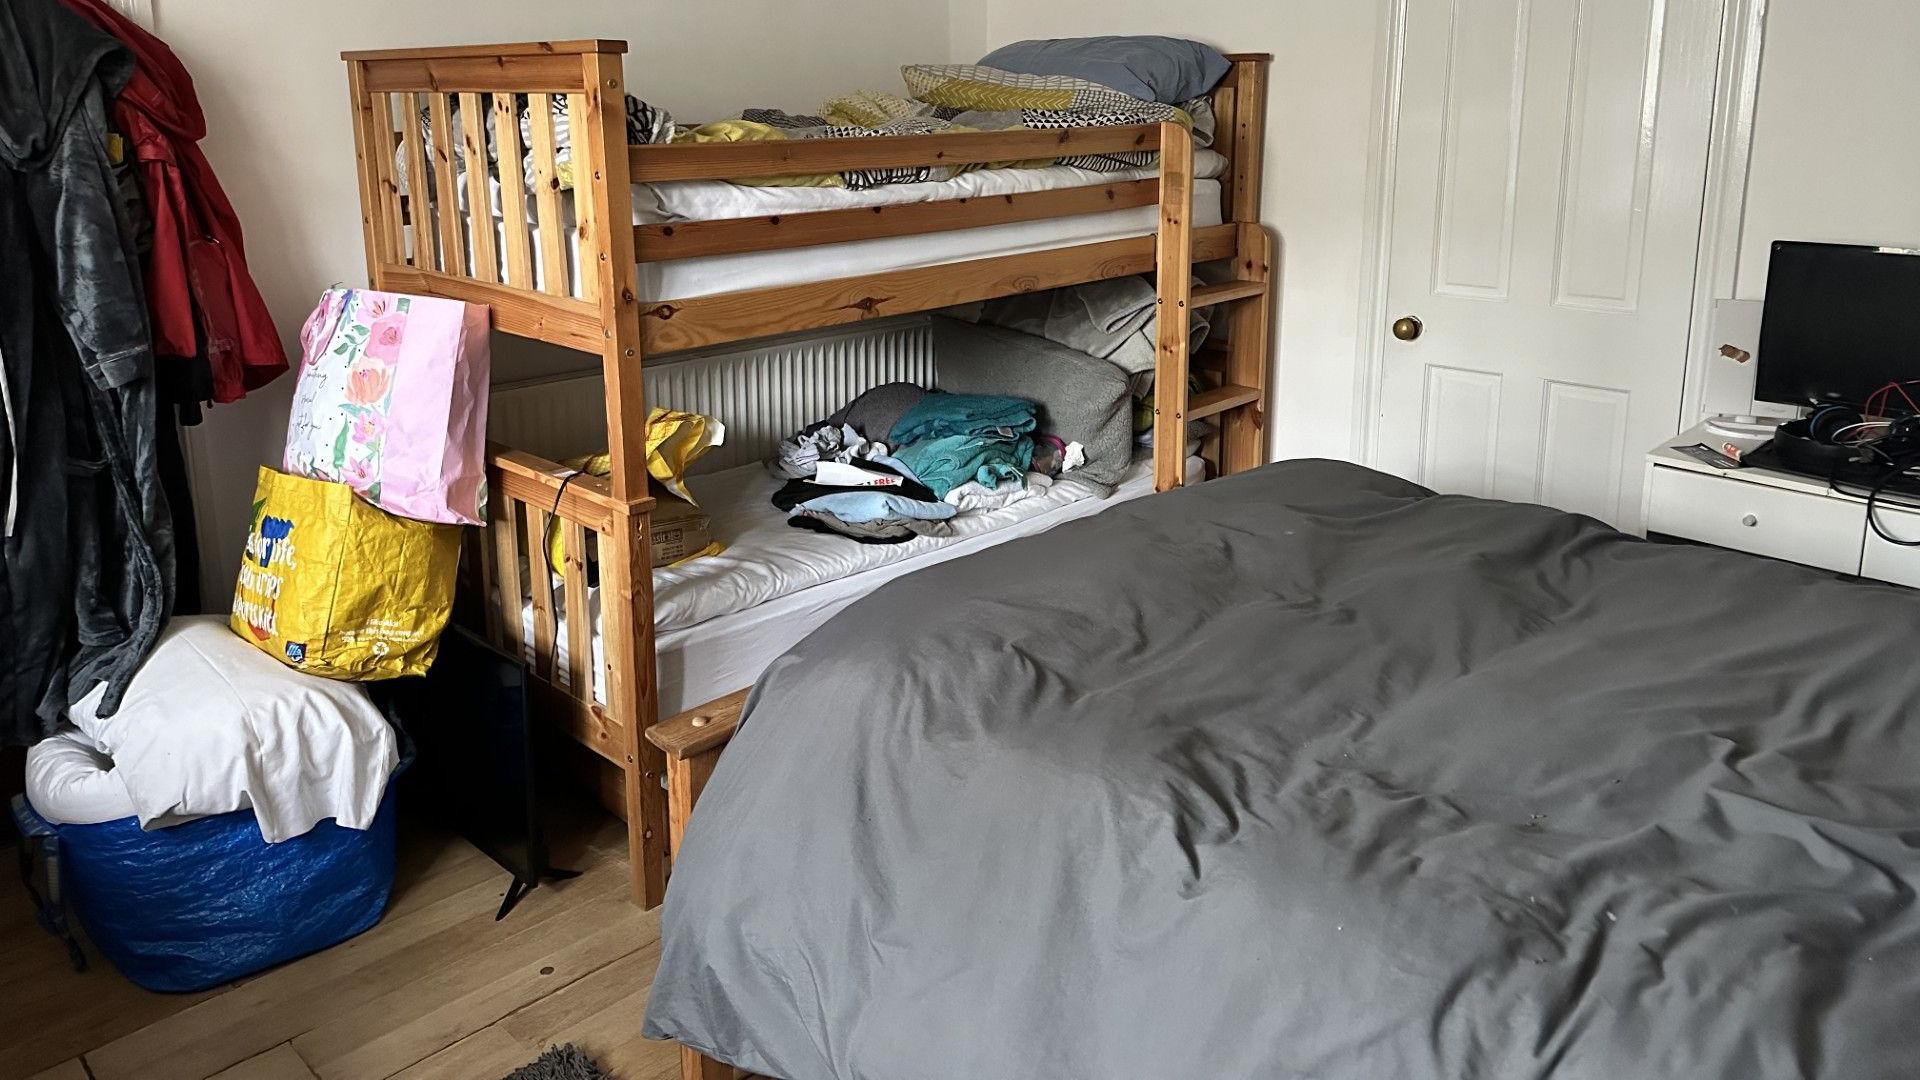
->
[339, 39, 1273, 911]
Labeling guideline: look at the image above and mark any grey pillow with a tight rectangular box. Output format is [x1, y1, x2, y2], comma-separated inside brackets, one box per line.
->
[977, 36, 1231, 105]
[932, 318, 1132, 492]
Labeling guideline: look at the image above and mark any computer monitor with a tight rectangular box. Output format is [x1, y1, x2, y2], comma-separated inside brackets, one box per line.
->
[1756, 241, 1920, 412]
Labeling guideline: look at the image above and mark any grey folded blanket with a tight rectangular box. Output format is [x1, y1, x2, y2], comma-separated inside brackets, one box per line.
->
[954, 275, 1213, 393]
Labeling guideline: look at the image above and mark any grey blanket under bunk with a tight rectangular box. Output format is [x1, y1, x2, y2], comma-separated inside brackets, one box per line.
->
[643, 459, 1920, 1080]
[956, 273, 1213, 392]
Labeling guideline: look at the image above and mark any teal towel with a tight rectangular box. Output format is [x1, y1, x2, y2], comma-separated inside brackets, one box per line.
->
[894, 435, 1036, 499]
[889, 393, 1037, 446]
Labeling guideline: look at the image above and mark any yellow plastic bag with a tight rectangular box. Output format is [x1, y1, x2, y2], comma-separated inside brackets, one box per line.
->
[547, 408, 726, 573]
[568, 406, 725, 505]
[231, 467, 463, 679]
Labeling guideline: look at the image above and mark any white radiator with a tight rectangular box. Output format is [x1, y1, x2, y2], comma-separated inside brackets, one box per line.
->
[487, 318, 935, 473]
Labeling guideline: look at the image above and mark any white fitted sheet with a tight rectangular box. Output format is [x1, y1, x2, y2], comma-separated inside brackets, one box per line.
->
[458, 154, 1226, 302]
[522, 454, 1202, 714]
[634, 181, 1221, 302]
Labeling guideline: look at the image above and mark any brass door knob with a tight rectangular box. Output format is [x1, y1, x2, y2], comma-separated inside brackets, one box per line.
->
[1392, 316, 1424, 342]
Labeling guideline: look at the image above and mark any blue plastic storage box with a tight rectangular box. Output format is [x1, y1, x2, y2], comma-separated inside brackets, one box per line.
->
[11, 783, 400, 993]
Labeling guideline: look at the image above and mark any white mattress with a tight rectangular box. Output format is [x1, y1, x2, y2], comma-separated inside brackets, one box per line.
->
[458, 153, 1227, 302]
[523, 453, 1203, 714]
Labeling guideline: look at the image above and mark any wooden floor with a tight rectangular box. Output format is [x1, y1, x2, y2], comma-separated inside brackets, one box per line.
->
[1, 806, 694, 1080]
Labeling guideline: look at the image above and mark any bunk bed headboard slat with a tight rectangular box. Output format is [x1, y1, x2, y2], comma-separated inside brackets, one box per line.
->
[367, 92, 405, 259]
[526, 93, 569, 296]
[523, 503, 557, 680]
[494, 92, 535, 288]
[568, 93, 599, 305]
[397, 92, 433, 269]
[458, 93, 500, 284]
[425, 94, 463, 276]
[562, 521, 594, 695]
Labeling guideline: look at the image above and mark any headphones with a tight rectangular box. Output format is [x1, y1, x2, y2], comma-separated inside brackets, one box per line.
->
[1805, 404, 1866, 445]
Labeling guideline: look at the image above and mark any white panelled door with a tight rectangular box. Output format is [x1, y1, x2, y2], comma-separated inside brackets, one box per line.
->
[1374, 0, 1723, 532]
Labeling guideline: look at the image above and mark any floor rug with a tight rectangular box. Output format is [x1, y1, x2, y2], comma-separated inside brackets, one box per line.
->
[501, 1043, 617, 1080]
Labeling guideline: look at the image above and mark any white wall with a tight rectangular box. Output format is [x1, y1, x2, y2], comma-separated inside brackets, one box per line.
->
[952, 5, 1387, 464]
[168, 0, 1920, 596]
[1735, 0, 1920, 300]
[1688, 0, 1920, 418]
[153, 0, 953, 603]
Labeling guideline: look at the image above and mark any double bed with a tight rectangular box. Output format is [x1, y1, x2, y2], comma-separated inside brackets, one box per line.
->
[647, 459, 1920, 1078]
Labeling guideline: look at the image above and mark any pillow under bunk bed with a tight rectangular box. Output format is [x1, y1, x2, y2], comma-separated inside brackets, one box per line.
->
[930, 318, 1134, 492]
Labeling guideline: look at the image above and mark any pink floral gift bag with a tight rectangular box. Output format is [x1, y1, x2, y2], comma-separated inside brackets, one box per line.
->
[284, 288, 491, 525]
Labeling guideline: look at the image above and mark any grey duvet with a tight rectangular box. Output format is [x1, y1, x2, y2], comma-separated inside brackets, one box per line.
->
[643, 460, 1920, 1080]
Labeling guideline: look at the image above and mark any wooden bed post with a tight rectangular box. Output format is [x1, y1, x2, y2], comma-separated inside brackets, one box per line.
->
[642, 692, 750, 1080]
[1220, 56, 1271, 476]
[1153, 53, 1275, 492]
[574, 44, 669, 909]
[1152, 119, 1195, 493]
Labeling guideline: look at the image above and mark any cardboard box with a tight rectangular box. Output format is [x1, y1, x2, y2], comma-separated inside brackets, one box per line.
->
[650, 492, 712, 564]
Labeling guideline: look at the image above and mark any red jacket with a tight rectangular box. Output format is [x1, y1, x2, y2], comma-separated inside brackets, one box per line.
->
[61, 0, 286, 403]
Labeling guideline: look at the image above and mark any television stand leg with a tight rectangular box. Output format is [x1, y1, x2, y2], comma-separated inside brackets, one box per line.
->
[494, 865, 582, 921]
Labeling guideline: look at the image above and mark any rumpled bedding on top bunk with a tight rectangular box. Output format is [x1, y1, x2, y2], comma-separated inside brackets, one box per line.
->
[644, 458, 1920, 1080]
[401, 62, 1217, 198]
[410, 59, 1233, 300]
[675, 67, 1216, 190]
[417, 65, 1232, 301]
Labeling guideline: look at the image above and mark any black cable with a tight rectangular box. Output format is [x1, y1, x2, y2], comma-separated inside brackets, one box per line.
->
[543, 470, 582, 645]
[1866, 455, 1920, 547]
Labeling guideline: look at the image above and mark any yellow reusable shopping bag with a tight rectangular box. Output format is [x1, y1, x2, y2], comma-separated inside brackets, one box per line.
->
[231, 468, 463, 679]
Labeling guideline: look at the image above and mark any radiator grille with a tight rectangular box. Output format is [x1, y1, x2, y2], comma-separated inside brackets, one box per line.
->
[487, 318, 935, 473]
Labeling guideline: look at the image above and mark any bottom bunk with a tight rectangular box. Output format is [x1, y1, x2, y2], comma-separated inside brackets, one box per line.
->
[521, 451, 1205, 716]
[471, 301, 1253, 906]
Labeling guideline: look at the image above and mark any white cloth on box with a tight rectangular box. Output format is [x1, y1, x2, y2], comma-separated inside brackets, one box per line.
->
[25, 727, 140, 826]
[65, 617, 399, 842]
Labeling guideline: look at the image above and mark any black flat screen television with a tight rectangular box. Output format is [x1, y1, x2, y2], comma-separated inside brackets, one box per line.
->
[1756, 240, 1920, 411]
[387, 625, 574, 918]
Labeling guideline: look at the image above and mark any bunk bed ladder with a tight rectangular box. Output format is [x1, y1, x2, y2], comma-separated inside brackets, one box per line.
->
[1151, 116, 1272, 490]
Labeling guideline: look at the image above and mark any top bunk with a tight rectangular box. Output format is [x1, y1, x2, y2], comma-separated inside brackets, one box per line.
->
[339, 39, 1272, 360]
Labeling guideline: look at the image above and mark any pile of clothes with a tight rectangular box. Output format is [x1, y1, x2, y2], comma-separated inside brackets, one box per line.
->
[766, 383, 1077, 544]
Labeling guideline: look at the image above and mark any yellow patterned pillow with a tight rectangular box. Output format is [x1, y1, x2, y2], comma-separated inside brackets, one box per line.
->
[819, 89, 923, 128]
[899, 64, 1193, 130]
[900, 65, 1081, 111]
